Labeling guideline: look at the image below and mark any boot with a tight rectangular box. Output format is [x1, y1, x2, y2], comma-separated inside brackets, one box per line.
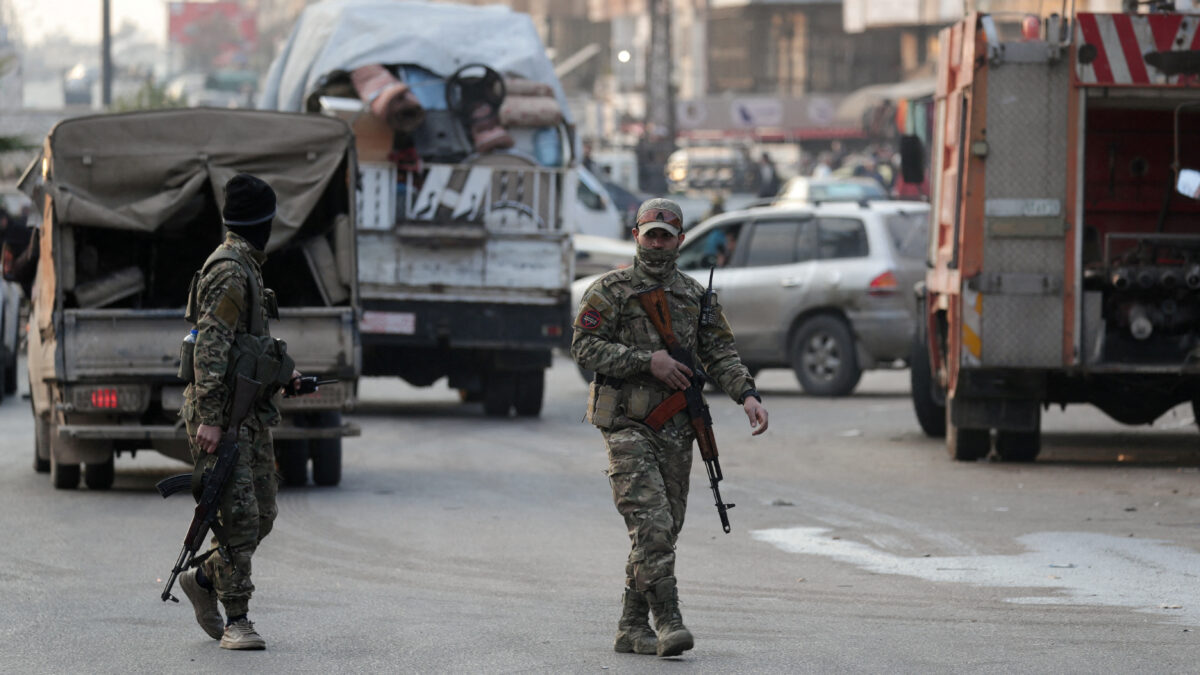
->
[179, 568, 223, 639]
[614, 587, 658, 655]
[646, 577, 694, 657]
[220, 617, 266, 650]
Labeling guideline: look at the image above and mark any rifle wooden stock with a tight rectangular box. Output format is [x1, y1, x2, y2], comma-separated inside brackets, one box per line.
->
[160, 374, 262, 603]
[635, 285, 734, 533]
[637, 288, 682, 351]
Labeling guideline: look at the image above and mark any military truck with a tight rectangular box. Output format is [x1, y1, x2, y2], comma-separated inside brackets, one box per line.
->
[21, 109, 360, 489]
[260, 0, 584, 416]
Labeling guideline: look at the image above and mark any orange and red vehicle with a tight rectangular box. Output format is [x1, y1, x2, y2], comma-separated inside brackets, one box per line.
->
[911, 6, 1200, 460]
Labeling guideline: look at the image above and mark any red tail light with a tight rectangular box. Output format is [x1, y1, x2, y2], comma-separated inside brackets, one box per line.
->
[91, 389, 119, 409]
[868, 271, 899, 296]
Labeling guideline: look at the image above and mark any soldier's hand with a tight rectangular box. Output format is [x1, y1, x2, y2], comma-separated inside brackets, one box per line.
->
[196, 424, 222, 454]
[744, 398, 768, 436]
[650, 350, 692, 390]
[288, 369, 303, 395]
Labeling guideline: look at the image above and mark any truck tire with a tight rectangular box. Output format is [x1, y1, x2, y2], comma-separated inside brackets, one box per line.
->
[945, 399, 989, 461]
[51, 457, 80, 490]
[310, 412, 343, 487]
[994, 409, 1041, 462]
[33, 410, 50, 473]
[514, 370, 545, 417]
[791, 315, 862, 397]
[84, 456, 115, 490]
[483, 373, 515, 417]
[275, 438, 309, 487]
[910, 329, 946, 437]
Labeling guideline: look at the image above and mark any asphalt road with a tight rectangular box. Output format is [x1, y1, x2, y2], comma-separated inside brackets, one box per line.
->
[5, 356, 1200, 673]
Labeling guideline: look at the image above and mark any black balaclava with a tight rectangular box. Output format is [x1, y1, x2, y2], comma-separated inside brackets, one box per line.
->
[222, 173, 277, 252]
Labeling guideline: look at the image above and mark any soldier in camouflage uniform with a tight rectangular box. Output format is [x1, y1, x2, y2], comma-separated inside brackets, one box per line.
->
[571, 198, 769, 658]
[177, 174, 300, 650]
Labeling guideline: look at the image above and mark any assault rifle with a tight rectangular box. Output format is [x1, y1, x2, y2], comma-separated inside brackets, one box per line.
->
[636, 268, 735, 533]
[157, 374, 261, 603]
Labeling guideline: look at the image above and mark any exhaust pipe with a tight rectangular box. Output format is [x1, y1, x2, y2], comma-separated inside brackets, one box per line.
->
[1128, 304, 1153, 340]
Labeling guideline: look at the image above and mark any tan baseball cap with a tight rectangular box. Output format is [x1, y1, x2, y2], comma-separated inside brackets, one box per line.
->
[635, 198, 684, 236]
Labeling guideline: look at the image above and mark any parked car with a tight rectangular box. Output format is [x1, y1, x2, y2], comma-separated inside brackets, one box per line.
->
[775, 176, 888, 205]
[574, 234, 635, 279]
[572, 201, 930, 395]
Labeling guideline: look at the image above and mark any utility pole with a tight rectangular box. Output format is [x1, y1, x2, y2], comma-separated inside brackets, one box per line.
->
[642, 0, 676, 193]
[101, 0, 112, 107]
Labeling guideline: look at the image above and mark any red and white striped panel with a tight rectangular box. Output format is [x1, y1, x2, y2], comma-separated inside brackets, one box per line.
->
[1075, 12, 1200, 86]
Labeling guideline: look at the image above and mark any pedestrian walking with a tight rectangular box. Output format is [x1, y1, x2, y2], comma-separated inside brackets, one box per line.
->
[177, 173, 303, 650]
[571, 198, 769, 658]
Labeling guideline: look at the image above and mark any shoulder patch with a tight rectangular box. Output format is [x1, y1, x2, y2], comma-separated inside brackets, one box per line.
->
[580, 308, 602, 330]
[213, 293, 242, 328]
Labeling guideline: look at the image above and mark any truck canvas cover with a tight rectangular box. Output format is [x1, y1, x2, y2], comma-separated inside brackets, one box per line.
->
[258, 0, 572, 123]
[32, 108, 353, 247]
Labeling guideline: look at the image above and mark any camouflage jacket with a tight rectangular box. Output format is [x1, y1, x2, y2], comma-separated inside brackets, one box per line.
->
[182, 232, 277, 429]
[571, 263, 755, 404]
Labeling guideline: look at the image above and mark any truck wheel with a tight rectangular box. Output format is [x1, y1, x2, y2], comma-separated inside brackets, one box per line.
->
[945, 399, 989, 461]
[483, 373, 515, 417]
[51, 457, 80, 490]
[514, 370, 545, 417]
[910, 329, 946, 437]
[84, 456, 115, 490]
[275, 438, 309, 487]
[310, 411, 342, 487]
[791, 315, 862, 397]
[994, 409, 1041, 462]
[33, 411, 50, 473]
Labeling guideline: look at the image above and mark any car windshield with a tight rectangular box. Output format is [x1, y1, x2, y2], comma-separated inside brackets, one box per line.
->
[810, 182, 886, 202]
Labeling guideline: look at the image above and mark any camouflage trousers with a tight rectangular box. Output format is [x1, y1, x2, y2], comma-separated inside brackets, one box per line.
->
[603, 420, 694, 592]
[186, 421, 278, 618]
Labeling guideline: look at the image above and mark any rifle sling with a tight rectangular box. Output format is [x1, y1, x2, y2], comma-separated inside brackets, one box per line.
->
[644, 391, 688, 431]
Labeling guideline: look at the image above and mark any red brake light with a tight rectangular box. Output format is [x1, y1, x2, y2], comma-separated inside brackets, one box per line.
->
[868, 271, 898, 296]
[91, 389, 119, 409]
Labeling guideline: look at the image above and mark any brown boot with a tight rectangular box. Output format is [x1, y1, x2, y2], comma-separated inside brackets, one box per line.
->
[646, 577, 694, 657]
[614, 587, 658, 655]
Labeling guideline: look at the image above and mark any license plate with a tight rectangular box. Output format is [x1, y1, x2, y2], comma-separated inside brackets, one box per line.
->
[361, 311, 416, 335]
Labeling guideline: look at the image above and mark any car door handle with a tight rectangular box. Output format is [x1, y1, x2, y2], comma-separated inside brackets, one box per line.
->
[781, 277, 802, 288]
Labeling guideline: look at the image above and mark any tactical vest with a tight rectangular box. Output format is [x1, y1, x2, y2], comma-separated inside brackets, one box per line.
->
[179, 247, 294, 401]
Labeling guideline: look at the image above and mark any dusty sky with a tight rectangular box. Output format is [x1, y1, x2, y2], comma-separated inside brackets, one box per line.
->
[13, 0, 166, 45]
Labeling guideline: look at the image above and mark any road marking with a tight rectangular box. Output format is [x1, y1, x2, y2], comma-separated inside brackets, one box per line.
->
[753, 527, 1200, 625]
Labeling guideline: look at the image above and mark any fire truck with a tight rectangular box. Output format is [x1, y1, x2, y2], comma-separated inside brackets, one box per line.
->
[910, 5, 1200, 461]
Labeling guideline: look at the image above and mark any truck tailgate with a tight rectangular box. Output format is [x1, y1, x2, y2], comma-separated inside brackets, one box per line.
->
[274, 308, 358, 378]
[61, 308, 358, 380]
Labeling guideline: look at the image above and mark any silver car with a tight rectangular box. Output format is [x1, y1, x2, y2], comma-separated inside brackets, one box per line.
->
[676, 200, 929, 396]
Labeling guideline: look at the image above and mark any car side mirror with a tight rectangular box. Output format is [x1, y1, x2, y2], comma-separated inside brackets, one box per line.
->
[1177, 168, 1200, 199]
[899, 135, 925, 184]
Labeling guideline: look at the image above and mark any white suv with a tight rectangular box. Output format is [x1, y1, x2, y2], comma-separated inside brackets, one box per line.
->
[676, 200, 929, 396]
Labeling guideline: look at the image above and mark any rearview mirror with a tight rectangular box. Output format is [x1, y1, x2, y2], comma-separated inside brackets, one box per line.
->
[1177, 168, 1200, 199]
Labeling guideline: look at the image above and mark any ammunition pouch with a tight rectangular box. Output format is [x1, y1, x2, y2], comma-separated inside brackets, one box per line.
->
[227, 333, 295, 401]
[587, 382, 620, 429]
